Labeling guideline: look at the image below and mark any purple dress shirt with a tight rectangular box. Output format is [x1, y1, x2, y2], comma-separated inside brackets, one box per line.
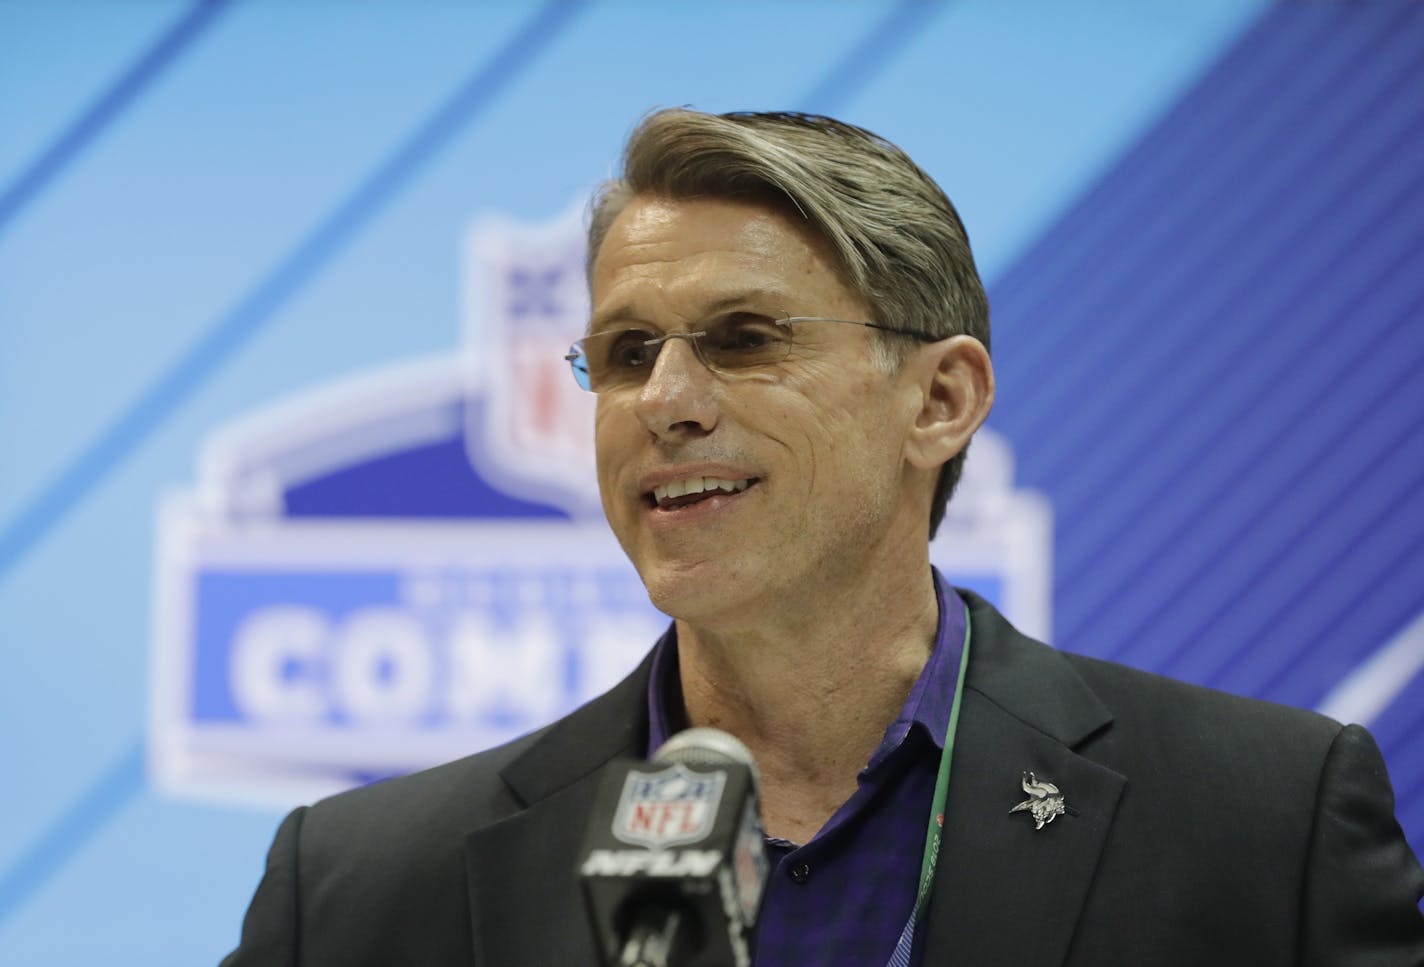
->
[646, 571, 967, 966]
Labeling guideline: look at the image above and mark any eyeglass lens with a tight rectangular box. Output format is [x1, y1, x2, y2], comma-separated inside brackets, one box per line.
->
[570, 314, 793, 391]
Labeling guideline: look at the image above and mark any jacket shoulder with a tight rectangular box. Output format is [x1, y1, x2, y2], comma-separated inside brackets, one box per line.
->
[1065, 648, 1344, 754]
[959, 587, 1344, 764]
[304, 724, 546, 835]
[221, 651, 656, 966]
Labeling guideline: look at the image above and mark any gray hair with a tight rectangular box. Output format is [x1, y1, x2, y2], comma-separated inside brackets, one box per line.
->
[587, 109, 990, 538]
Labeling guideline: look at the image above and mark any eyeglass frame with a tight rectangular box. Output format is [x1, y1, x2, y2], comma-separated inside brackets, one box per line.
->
[563, 313, 943, 393]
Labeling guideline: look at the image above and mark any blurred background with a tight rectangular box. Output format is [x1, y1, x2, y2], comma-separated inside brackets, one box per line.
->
[3, 0, 1422, 962]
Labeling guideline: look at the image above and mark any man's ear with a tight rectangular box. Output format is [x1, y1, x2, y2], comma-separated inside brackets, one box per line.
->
[902, 335, 994, 471]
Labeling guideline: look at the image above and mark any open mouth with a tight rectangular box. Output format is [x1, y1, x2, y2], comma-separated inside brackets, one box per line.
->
[645, 476, 758, 511]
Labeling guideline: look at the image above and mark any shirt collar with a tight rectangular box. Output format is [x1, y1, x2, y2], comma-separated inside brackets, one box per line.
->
[645, 569, 967, 759]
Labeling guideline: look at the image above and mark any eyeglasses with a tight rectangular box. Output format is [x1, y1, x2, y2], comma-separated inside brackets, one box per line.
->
[564, 312, 939, 392]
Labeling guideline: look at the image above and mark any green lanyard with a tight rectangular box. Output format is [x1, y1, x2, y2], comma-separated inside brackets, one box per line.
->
[911, 605, 973, 922]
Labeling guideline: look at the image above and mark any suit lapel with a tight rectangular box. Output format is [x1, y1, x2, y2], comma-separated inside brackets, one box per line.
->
[464, 653, 654, 966]
[464, 781, 608, 965]
[920, 595, 1126, 964]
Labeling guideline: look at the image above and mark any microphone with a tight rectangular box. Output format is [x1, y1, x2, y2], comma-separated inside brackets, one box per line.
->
[579, 728, 768, 967]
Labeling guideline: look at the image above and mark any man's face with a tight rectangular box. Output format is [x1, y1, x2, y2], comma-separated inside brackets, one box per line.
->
[589, 195, 922, 626]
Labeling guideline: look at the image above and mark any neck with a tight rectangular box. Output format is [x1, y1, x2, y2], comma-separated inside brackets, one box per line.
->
[673, 562, 940, 843]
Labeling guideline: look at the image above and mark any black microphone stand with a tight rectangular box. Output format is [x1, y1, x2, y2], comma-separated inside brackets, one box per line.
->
[619, 904, 683, 967]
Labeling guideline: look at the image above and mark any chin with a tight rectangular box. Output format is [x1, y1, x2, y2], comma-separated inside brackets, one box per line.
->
[638, 555, 758, 626]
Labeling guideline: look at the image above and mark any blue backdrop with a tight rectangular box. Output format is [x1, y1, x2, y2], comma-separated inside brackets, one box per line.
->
[2, 2, 1421, 962]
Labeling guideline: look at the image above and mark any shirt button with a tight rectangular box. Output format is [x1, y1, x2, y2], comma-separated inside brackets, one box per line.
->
[789, 862, 811, 884]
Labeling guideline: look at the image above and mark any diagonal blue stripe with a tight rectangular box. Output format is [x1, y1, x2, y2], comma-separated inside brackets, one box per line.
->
[0, 741, 144, 928]
[990, 4, 1411, 380]
[1256, 491, 1424, 706]
[0, 0, 233, 237]
[1055, 174, 1424, 634]
[1016, 34, 1424, 474]
[990, 3, 1318, 361]
[795, 0, 946, 113]
[1003, 6, 1418, 455]
[1047, 59, 1424, 641]
[1184, 381, 1424, 695]
[0, 0, 588, 587]
[1063, 216, 1424, 662]
[1050, 99, 1424, 551]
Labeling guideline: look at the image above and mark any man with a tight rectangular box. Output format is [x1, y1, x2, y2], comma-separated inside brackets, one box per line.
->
[223, 110, 1424, 965]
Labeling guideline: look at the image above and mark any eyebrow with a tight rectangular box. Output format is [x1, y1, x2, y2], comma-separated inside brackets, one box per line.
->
[587, 289, 790, 335]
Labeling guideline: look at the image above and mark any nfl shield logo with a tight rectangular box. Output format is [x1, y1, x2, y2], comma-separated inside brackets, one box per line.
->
[612, 764, 727, 849]
[461, 200, 600, 513]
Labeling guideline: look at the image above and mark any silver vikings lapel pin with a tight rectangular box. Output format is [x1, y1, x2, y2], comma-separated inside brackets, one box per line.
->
[1009, 772, 1067, 830]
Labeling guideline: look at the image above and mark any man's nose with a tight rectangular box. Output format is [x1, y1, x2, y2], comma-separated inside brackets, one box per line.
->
[633, 336, 718, 441]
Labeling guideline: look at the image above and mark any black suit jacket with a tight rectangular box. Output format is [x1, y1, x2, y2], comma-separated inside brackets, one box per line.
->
[222, 592, 1424, 965]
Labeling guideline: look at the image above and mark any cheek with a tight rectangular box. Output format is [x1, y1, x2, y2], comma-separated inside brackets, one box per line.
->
[789, 367, 895, 435]
[803, 393, 905, 491]
[758, 397, 887, 495]
[593, 406, 631, 494]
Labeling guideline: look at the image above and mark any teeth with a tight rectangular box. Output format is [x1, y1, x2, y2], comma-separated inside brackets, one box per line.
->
[652, 476, 751, 504]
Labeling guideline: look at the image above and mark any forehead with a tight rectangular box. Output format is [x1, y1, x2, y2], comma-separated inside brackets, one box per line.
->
[589, 195, 864, 326]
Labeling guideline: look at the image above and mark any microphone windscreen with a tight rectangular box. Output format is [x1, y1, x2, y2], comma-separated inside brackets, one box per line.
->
[653, 728, 759, 781]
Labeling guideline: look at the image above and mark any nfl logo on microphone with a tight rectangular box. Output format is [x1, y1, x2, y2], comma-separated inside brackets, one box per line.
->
[613, 764, 727, 849]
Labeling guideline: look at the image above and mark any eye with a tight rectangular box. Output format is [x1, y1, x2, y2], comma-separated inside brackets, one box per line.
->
[707, 313, 789, 354]
[607, 330, 657, 369]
